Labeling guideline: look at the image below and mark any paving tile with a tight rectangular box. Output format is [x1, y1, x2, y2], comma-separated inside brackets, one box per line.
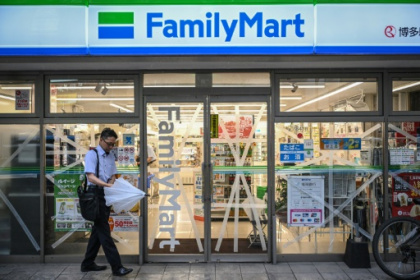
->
[139, 265, 166, 274]
[190, 264, 215, 274]
[345, 271, 378, 280]
[110, 275, 136, 280]
[0, 261, 409, 280]
[320, 272, 350, 280]
[294, 272, 324, 280]
[189, 273, 216, 280]
[215, 273, 242, 280]
[289, 263, 317, 273]
[135, 274, 163, 280]
[61, 265, 85, 274]
[83, 273, 111, 280]
[337, 262, 373, 272]
[240, 263, 267, 274]
[367, 266, 394, 280]
[83, 271, 112, 280]
[36, 265, 67, 273]
[1, 271, 33, 280]
[265, 263, 292, 273]
[241, 273, 269, 280]
[14, 264, 41, 272]
[161, 273, 189, 280]
[267, 273, 296, 280]
[313, 262, 344, 273]
[0, 266, 14, 276]
[55, 275, 84, 280]
[215, 263, 241, 274]
[164, 265, 190, 273]
[28, 271, 61, 279]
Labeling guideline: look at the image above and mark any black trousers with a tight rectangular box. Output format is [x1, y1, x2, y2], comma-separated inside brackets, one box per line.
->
[81, 188, 122, 271]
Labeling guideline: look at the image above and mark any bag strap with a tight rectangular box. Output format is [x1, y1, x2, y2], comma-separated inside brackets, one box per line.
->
[93, 148, 99, 178]
[83, 148, 100, 192]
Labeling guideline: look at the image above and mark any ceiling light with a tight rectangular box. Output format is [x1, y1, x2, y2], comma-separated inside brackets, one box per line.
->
[280, 83, 325, 89]
[280, 96, 302, 100]
[393, 81, 420, 92]
[110, 103, 133, 113]
[144, 84, 195, 88]
[56, 97, 133, 101]
[298, 85, 326, 89]
[0, 93, 15, 101]
[1, 86, 33, 90]
[54, 85, 134, 90]
[286, 82, 363, 112]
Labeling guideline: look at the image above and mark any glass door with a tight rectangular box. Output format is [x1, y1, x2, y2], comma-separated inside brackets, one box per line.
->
[209, 101, 268, 261]
[145, 98, 269, 262]
[146, 101, 205, 261]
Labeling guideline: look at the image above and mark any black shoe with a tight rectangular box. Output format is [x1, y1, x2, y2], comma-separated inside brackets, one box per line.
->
[81, 263, 107, 272]
[112, 266, 133, 276]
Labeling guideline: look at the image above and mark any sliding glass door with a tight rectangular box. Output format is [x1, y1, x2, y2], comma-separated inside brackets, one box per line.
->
[145, 96, 269, 262]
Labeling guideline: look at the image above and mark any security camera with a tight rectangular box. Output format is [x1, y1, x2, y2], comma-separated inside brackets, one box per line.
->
[291, 84, 298, 93]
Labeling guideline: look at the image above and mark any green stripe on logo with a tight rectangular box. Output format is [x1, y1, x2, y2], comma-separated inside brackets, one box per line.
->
[316, 0, 420, 3]
[98, 12, 134, 24]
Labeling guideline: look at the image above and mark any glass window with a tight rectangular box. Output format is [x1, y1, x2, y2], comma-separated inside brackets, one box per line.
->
[388, 121, 420, 219]
[0, 82, 35, 114]
[212, 72, 270, 87]
[144, 73, 195, 87]
[49, 79, 135, 114]
[279, 78, 378, 113]
[0, 125, 40, 255]
[44, 123, 140, 256]
[392, 78, 420, 111]
[275, 121, 383, 255]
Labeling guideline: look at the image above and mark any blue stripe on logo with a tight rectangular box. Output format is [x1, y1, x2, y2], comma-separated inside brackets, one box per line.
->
[88, 46, 315, 55]
[98, 26, 134, 39]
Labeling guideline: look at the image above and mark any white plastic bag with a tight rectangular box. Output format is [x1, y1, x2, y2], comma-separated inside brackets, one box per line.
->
[104, 178, 146, 213]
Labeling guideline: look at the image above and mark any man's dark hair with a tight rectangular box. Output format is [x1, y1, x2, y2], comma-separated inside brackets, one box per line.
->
[101, 127, 118, 139]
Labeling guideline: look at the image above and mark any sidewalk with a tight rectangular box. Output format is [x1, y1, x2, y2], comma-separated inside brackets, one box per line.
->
[0, 262, 393, 280]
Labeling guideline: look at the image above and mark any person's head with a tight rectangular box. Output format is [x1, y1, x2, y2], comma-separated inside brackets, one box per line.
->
[99, 127, 118, 153]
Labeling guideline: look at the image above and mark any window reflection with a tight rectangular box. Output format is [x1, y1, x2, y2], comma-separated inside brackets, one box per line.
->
[388, 122, 420, 219]
[279, 78, 378, 112]
[0, 125, 40, 255]
[0, 82, 35, 114]
[392, 79, 420, 111]
[50, 79, 135, 114]
[275, 122, 383, 255]
[44, 123, 140, 256]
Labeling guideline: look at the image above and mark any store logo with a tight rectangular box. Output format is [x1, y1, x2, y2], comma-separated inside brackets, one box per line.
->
[384, 25, 396, 38]
[98, 12, 134, 39]
[153, 106, 182, 251]
[147, 12, 305, 42]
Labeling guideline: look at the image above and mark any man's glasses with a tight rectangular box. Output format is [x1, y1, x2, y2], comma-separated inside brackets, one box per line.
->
[102, 138, 116, 147]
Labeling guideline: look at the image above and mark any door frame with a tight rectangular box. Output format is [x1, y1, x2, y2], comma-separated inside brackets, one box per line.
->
[207, 95, 272, 263]
[142, 89, 273, 263]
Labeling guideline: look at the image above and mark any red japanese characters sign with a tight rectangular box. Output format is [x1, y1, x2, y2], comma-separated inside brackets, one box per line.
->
[392, 173, 420, 219]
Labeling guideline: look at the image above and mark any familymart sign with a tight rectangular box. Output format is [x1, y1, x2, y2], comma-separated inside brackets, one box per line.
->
[88, 5, 313, 54]
[0, 2, 419, 55]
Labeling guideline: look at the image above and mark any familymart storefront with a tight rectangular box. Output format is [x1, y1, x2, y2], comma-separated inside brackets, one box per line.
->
[0, 0, 419, 264]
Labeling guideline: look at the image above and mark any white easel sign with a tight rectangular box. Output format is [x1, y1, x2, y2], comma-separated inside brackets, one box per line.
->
[15, 89, 30, 110]
[287, 175, 324, 227]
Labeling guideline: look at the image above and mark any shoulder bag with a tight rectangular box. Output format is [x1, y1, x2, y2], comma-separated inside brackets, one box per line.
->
[77, 149, 100, 222]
